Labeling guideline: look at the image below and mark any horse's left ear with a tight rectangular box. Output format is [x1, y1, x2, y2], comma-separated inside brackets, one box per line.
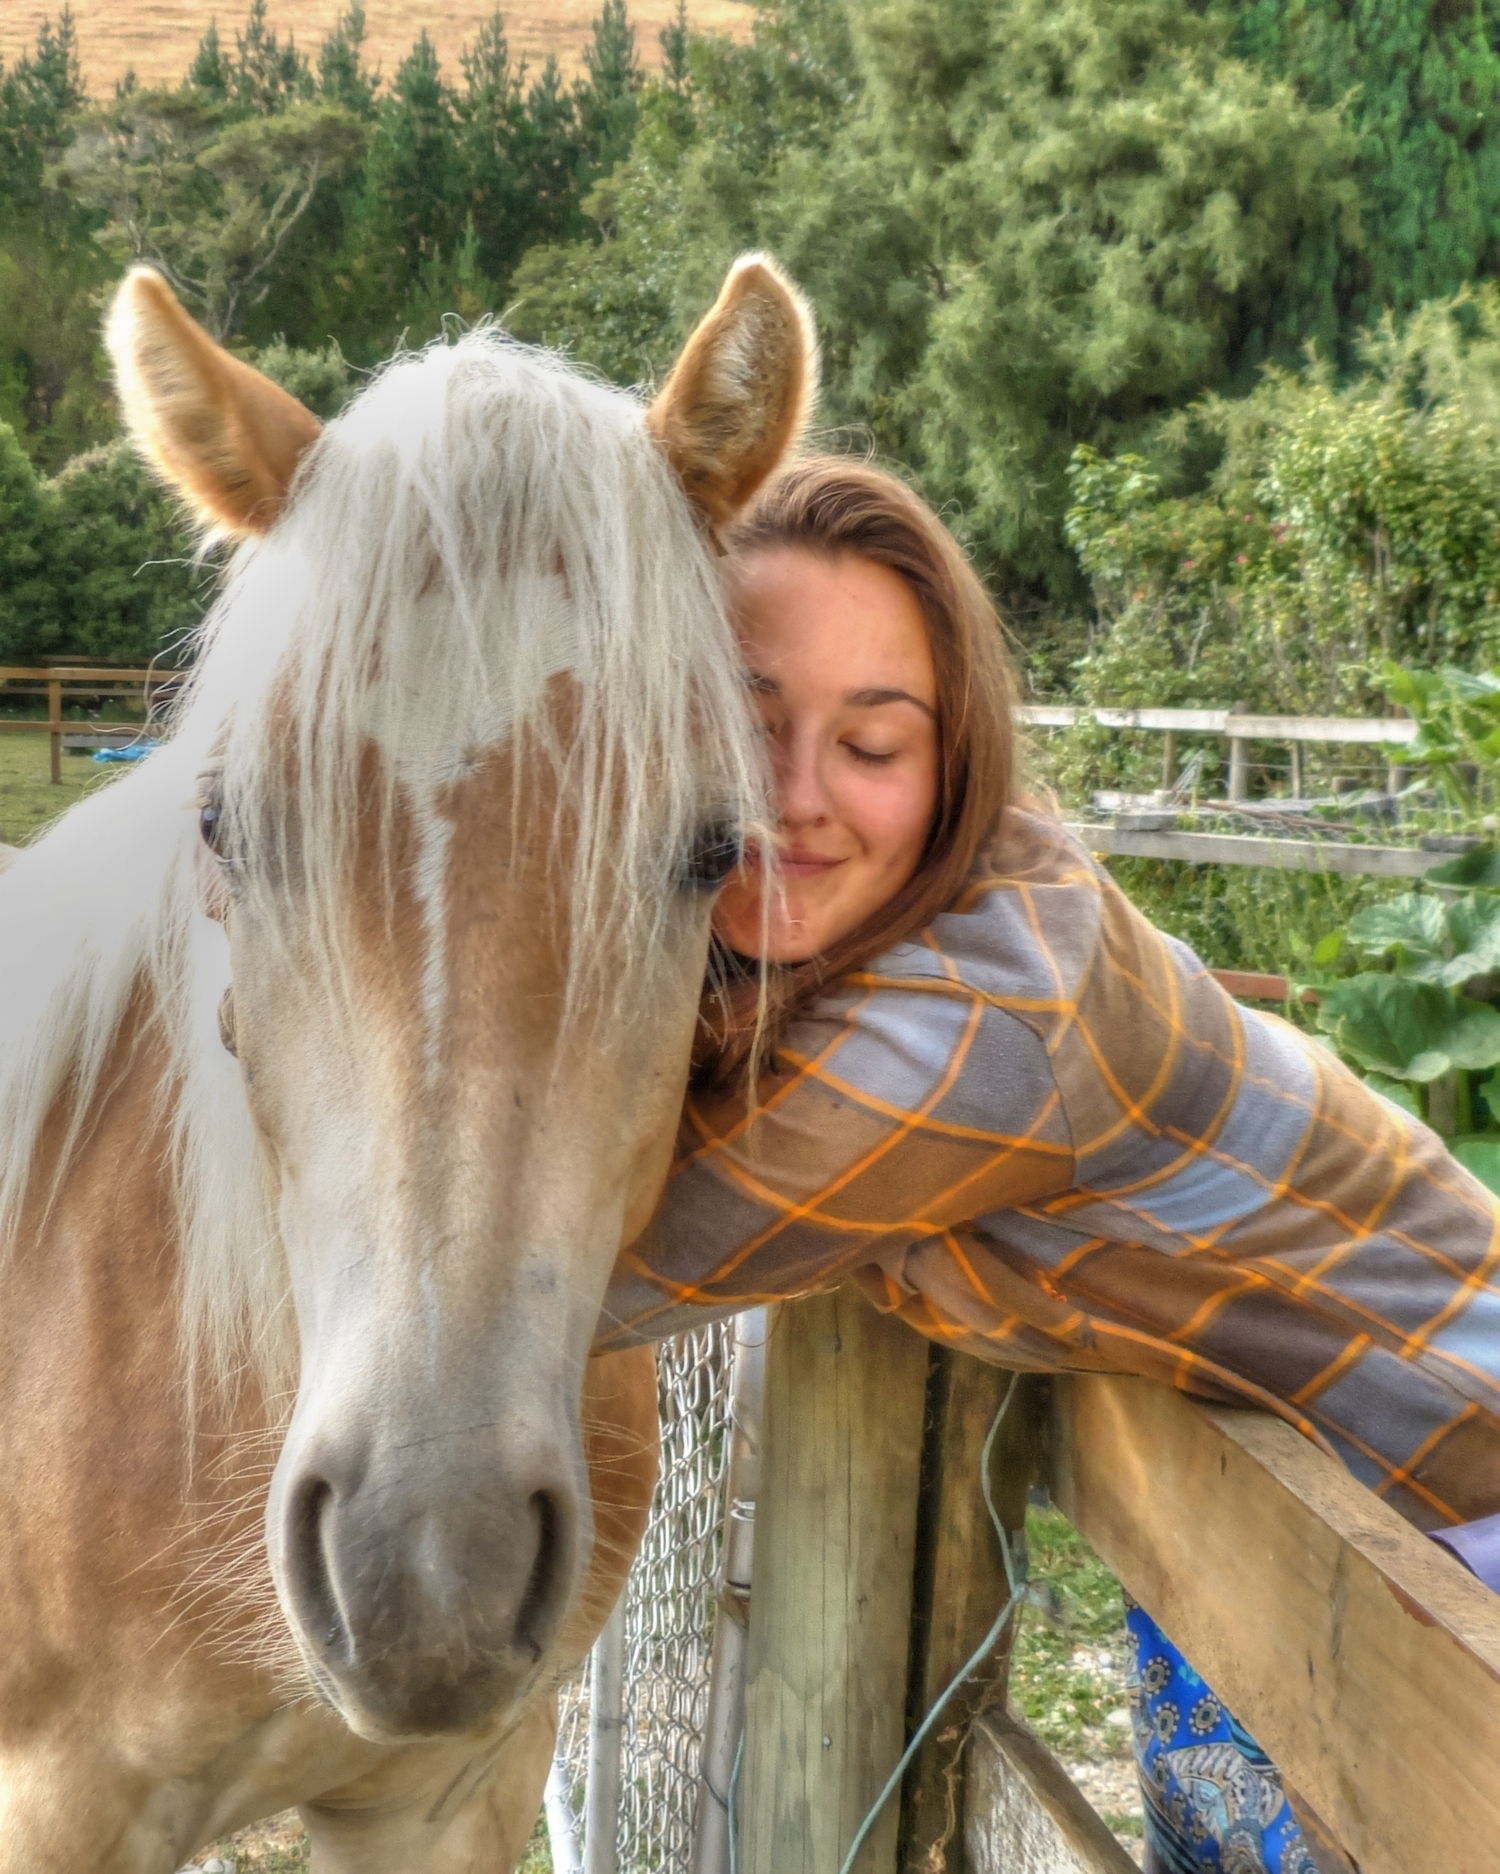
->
[106, 267, 322, 537]
[648, 254, 818, 530]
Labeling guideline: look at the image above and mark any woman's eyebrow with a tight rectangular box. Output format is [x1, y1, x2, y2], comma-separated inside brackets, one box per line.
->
[743, 670, 936, 717]
[845, 685, 937, 717]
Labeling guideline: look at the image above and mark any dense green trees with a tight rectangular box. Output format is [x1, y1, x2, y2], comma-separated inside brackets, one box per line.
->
[6, 0, 1500, 674]
[1222, 0, 1500, 330]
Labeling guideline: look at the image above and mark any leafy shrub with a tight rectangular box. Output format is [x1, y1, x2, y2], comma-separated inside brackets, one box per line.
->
[1066, 289, 1500, 727]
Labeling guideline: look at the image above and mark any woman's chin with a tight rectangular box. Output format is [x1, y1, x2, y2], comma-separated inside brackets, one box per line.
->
[714, 894, 826, 965]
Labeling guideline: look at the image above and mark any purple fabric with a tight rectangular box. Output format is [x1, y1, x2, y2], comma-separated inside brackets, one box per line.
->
[1430, 1511, 1500, 1593]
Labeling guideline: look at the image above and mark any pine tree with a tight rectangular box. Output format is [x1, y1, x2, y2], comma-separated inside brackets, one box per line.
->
[0, 8, 88, 217]
[659, 1, 691, 97]
[514, 57, 589, 250]
[318, 3, 377, 118]
[456, 12, 531, 281]
[575, 0, 642, 178]
[355, 34, 464, 308]
[187, 20, 231, 102]
[231, 0, 313, 114]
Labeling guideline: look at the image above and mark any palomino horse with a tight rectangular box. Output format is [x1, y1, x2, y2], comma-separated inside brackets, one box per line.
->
[0, 257, 814, 1870]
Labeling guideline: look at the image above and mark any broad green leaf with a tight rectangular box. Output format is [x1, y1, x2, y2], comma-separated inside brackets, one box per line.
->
[1452, 1136, 1500, 1195]
[1345, 893, 1445, 959]
[1318, 975, 1500, 1081]
[1427, 847, 1500, 890]
[1362, 1072, 1423, 1117]
[1435, 953, 1498, 987]
[1445, 894, 1500, 968]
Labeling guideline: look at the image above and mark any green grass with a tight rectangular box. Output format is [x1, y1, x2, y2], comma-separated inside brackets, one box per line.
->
[1010, 1507, 1134, 1766]
[0, 728, 119, 845]
[204, 1812, 552, 1871]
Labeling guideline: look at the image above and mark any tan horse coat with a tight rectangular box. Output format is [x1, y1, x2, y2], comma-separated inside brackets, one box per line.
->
[0, 257, 814, 1871]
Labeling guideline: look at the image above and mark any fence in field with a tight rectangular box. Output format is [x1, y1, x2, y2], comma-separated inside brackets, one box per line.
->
[0, 664, 169, 781]
[555, 702, 1500, 1874]
[1017, 701, 1418, 803]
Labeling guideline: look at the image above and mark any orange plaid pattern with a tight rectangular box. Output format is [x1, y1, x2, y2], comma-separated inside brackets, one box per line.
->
[601, 809, 1500, 1529]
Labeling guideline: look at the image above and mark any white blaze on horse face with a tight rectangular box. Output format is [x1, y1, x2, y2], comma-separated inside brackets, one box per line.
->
[361, 572, 585, 1087]
[229, 748, 709, 1742]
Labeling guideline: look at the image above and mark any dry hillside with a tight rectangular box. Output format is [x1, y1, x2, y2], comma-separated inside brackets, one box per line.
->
[1, 0, 750, 95]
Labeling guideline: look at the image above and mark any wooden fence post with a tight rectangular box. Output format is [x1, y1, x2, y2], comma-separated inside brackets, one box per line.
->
[900, 1358, 1047, 1873]
[740, 1290, 930, 1874]
[1227, 735, 1249, 801]
[47, 675, 61, 784]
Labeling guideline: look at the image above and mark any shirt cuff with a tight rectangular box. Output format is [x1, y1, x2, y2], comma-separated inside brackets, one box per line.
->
[1429, 1511, 1500, 1594]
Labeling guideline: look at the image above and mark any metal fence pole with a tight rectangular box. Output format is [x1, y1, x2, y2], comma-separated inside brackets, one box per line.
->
[584, 1593, 628, 1874]
[546, 1757, 585, 1874]
[691, 1310, 768, 1874]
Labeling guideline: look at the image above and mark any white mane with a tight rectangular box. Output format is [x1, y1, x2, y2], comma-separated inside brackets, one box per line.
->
[0, 331, 762, 1382]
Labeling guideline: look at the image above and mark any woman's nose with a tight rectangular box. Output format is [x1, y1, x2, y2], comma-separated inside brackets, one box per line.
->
[775, 733, 834, 827]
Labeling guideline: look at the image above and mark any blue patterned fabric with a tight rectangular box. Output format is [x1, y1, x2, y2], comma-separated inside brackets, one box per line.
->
[1126, 1603, 1318, 1874]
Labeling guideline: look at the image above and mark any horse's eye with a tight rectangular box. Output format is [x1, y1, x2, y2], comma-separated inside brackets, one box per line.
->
[199, 802, 225, 853]
[681, 823, 742, 890]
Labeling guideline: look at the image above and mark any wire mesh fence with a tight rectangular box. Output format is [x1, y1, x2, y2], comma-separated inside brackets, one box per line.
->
[553, 1321, 735, 1873]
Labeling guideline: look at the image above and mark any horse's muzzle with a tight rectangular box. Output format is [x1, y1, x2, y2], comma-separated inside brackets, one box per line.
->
[276, 1437, 582, 1740]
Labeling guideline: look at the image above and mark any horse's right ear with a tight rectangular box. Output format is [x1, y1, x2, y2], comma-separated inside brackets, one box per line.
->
[648, 255, 818, 531]
[106, 267, 322, 537]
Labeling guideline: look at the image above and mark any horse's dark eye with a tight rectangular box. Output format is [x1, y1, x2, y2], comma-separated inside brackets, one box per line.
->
[199, 802, 225, 853]
[682, 823, 742, 890]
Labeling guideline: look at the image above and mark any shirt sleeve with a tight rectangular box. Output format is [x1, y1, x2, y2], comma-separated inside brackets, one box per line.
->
[596, 971, 1076, 1349]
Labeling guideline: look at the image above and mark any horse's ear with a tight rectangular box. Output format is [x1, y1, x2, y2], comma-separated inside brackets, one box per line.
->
[106, 267, 322, 537]
[648, 254, 817, 530]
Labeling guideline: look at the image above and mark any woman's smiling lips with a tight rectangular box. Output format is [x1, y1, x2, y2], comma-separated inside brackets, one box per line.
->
[744, 843, 845, 879]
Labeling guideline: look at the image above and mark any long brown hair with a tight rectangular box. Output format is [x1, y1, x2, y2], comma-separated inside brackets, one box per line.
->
[699, 455, 1020, 1089]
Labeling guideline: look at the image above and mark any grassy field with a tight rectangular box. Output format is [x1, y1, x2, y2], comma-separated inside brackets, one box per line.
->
[0, 728, 117, 847]
[1, 0, 750, 96]
[195, 1813, 551, 1870]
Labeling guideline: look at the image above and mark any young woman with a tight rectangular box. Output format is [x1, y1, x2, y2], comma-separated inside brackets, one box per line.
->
[599, 456, 1500, 1874]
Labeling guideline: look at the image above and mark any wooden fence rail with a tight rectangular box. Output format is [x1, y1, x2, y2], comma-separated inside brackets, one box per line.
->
[1018, 703, 1417, 802]
[1065, 819, 1452, 880]
[742, 1304, 1500, 1874]
[0, 665, 166, 782]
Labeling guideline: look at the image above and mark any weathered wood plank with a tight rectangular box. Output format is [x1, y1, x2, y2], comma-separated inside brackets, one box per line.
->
[741, 1290, 932, 1874]
[1065, 822, 1441, 879]
[1016, 704, 1416, 746]
[901, 1363, 1046, 1873]
[962, 1714, 1138, 1874]
[1047, 1376, 1500, 1874]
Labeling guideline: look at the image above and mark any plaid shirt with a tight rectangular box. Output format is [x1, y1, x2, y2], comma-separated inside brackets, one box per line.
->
[602, 809, 1500, 1530]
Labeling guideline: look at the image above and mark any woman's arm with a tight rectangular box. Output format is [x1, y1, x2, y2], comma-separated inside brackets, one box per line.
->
[597, 973, 1075, 1347]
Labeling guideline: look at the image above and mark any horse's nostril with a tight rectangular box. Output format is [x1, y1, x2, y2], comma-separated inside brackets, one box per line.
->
[516, 1489, 565, 1658]
[288, 1474, 350, 1662]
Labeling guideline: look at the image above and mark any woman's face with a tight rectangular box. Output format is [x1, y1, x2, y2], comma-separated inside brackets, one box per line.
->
[715, 545, 940, 963]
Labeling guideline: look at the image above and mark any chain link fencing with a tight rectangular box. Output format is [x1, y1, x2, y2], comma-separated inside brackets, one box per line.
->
[552, 1321, 736, 1873]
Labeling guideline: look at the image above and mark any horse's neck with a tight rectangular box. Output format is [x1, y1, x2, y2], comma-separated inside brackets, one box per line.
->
[8, 989, 268, 1454]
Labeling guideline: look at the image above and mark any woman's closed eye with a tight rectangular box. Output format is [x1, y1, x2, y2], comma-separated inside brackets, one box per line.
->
[845, 741, 900, 765]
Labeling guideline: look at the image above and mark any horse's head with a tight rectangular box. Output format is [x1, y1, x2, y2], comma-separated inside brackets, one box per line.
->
[106, 261, 814, 1741]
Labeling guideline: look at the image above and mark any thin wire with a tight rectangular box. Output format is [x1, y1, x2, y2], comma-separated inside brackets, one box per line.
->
[728, 1729, 745, 1874]
[833, 1372, 1027, 1874]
